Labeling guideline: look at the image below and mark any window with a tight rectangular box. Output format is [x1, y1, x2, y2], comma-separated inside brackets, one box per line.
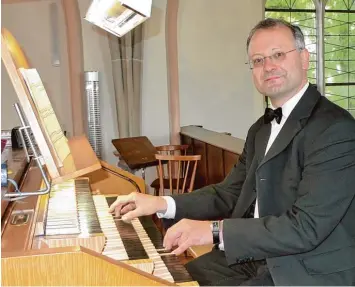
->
[265, 0, 317, 83]
[265, 0, 355, 117]
[325, 0, 355, 117]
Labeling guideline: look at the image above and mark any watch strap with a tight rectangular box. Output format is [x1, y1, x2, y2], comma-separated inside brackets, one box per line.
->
[211, 221, 220, 244]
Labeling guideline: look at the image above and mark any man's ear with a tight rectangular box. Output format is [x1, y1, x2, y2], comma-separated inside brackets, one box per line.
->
[301, 48, 310, 70]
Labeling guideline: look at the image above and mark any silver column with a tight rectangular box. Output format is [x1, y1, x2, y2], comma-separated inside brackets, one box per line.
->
[85, 71, 102, 159]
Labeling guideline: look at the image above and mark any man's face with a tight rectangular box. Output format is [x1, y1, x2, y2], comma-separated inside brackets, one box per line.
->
[248, 26, 309, 103]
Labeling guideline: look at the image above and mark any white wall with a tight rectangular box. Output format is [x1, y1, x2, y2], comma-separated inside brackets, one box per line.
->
[178, 0, 265, 140]
[1, 1, 72, 136]
[141, 0, 265, 145]
[141, 0, 169, 146]
[78, 0, 119, 165]
[140, 0, 169, 191]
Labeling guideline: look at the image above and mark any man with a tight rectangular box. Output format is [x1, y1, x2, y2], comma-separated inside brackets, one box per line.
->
[109, 18, 355, 285]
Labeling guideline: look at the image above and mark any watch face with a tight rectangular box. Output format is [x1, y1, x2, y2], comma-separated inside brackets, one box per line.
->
[212, 221, 219, 231]
[1, 163, 8, 187]
[212, 221, 220, 244]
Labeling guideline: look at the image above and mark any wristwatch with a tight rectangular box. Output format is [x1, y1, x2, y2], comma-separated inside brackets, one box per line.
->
[211, 221, 220, 244]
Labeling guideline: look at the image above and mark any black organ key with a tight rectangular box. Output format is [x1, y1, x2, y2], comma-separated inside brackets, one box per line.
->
[107, 197, 149, 260]
[161, 255, 194, 283]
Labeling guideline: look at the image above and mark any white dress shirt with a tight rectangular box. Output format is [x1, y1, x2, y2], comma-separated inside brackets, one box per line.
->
[157, 82, 310, 249]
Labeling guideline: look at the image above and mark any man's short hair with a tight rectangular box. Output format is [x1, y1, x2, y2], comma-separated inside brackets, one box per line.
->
[246, 18, 306, 52]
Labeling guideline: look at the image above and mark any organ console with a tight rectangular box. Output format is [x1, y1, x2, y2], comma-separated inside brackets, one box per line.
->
[1, 30, 198, 286]
[1, 151, 197, 286]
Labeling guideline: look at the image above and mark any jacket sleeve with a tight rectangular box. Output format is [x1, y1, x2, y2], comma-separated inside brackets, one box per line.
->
[222, 120, 355, 265]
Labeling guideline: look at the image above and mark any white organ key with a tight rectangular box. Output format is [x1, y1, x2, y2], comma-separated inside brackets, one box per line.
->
[46, 180, 79, 235]
[93, 195, 174, 282]
[93, 195, 129, 261]
[130, 218, 174, 282]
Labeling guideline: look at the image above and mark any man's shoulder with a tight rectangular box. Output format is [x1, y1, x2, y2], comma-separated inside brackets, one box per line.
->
[308, 95, 355, 129]
[303, 95, 355, 145]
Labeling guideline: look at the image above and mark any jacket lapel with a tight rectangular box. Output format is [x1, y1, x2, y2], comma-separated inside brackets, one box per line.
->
[257, 84, 321, 171]
[231, 123, 269, 218]
[254, 123, 271, 165]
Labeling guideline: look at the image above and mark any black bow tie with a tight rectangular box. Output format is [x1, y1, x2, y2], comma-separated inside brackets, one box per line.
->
[264, 107, 283, 124]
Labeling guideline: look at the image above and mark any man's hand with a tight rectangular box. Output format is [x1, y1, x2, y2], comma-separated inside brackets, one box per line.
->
[163, 219, 213, 255]
[108, 192, 167, 221]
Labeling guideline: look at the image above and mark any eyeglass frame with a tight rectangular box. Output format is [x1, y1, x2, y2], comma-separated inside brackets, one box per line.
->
[246, 48, 302, 70]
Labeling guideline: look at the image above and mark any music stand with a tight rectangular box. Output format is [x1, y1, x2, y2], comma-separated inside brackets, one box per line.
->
[112, 136, 158, 180]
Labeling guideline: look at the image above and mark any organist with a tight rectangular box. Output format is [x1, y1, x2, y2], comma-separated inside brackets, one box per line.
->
[109, 18, 355, 286]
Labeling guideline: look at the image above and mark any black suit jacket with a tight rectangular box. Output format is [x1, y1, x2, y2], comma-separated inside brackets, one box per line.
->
[171, 85, 355, 285]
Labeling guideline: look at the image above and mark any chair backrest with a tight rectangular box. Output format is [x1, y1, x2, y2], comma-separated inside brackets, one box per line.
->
[155, 153, 201, 195]
[155, 144, 189, 187]
[155, 144, 189, 156]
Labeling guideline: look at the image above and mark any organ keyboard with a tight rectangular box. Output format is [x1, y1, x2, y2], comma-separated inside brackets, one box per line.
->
[1, 151, 198, 286]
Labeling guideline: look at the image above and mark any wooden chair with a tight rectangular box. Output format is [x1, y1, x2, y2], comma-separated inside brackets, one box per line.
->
[151, 151, 201, 196]
[150, 144, 189, 195]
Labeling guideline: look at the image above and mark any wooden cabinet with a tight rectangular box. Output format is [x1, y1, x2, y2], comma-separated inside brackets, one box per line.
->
[180, 126, 245, 188]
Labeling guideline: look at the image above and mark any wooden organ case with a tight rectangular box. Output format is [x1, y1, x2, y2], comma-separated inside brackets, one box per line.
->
[1, 30, 197, 286]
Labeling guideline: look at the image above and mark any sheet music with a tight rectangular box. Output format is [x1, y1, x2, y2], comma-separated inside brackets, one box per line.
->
[18, 68, 70, 164]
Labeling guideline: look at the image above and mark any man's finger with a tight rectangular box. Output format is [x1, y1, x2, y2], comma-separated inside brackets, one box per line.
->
[113, 203, 124, 217]
[172, 237, 180, 247]
[120, 203, 136, 214]
[108, 193, 135, 213]
[121, 207, 141, 222]
[172, 240, 190, 256]
[163, 227, 181, 250]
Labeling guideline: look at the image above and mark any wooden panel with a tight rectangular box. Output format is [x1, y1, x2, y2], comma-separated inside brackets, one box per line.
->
[192, 139, 207, 188]
[86, 160, 146, 195]
[1, 165, 42, 252]
[180, 126, 245, 155]
[223, 150, 240, 177]
[180, 135, 193, 155]
[206, 144, 224, 185]
[180, 127, 243, 189]
[1, 247, 174, 286]
[51, 136, 101, 185]
[187, 244, 213, 259]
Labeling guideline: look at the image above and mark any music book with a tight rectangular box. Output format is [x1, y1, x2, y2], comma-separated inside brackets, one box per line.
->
[18, 68, 70, 165]
[85, 0, 151, 37]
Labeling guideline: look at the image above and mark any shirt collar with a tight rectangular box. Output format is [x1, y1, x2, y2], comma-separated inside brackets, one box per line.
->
[270, 82, 309, 123]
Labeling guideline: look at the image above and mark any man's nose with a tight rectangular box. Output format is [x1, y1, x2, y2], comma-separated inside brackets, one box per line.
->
[263, 56, 277, 71]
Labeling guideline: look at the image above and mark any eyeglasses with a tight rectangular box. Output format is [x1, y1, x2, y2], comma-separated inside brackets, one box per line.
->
[247, 48, 300, 69]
